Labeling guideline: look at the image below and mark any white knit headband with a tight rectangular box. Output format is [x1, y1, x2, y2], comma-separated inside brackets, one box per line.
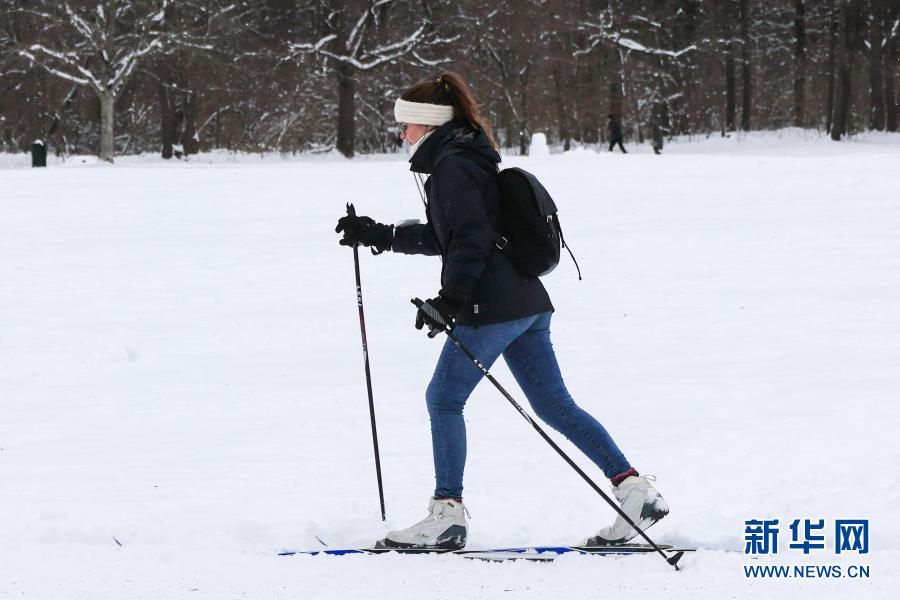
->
[394, 98, 454, 126]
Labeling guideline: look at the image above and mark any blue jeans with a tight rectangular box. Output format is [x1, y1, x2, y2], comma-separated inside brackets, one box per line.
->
[426, 311, 632, 499]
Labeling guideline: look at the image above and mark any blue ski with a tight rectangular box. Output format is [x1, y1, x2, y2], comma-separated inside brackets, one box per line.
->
[279, 543, 694, 562]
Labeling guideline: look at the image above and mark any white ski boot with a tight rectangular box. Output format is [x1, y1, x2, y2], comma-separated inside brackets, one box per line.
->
[585, 475, 669, 546]
[378, 497, 468, 550]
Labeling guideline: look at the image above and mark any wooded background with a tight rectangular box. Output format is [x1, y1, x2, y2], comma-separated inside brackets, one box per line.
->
[1, 0, 898, 161]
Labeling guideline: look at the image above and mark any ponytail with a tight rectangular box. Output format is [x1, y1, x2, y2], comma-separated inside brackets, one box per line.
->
[400, 72, 498, 150]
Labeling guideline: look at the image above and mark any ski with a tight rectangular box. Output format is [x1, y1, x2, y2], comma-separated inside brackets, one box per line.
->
[279, 543, 695, 563]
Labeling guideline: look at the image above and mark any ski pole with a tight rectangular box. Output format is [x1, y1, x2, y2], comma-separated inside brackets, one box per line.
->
[411, 298, 683, 570]
[347, 203, 386, 521]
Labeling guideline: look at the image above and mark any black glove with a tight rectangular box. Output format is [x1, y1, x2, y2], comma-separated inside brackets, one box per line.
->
[414, 295, 459, 338]
[335, 214, 393, 253]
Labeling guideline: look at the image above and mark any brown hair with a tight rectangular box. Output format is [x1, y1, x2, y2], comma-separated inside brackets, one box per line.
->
[400, 72, 498, 149]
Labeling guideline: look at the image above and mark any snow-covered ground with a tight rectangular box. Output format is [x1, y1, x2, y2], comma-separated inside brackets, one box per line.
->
[2, 130, 899, 599]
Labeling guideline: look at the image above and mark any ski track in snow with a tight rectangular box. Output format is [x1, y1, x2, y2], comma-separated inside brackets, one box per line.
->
[1, 131, 898, 598]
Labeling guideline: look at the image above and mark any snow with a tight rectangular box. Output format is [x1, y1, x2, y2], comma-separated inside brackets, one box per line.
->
[2, 130, 899, 599]
[529, 132, 550, 156]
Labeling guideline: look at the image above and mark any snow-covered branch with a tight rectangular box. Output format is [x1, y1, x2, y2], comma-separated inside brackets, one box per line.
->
[576, 28, 695, 59]
[289, 34, 339, 55]
[14, 1, 169, 96]
[410, 49, 454, 67]
[20, 44, 100, 89]
[289, 17, 432, 71]
[613, 35, 696, 58]
[17, 48, 89, 85]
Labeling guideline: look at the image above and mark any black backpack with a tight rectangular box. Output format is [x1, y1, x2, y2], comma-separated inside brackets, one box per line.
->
[495, 167, 581, 280]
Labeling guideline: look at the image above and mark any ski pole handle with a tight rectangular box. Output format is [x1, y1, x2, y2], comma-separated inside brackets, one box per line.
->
[346, 202, 382, 256]
[411, 298, 452, 337]
[411, 298, 449, 327]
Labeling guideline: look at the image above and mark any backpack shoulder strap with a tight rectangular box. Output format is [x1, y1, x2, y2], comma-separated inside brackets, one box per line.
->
[434, 146, 464, 167]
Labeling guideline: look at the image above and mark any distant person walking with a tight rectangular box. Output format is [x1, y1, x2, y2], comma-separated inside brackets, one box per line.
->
[607, 115, 627, 153]
[651, 122, 669, 155]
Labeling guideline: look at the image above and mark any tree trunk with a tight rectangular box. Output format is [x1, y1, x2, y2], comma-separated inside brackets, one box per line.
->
[214, 109, 221, 148]
[335, 62, 356, 158]
[609, 48, 624, 129]
[99, 91, 115, 162]
[794, 0, 807, 127]
[608, 0, 625, 134]
[158, 82, 175, 159]
[515, 66, 530, 155]
[825, 1, 839, 133]
[582, 59, 602, 143]
[634, 97, 644, 143]
[718, 0, 736, 132]
[725, 49, 736, 131]
[518, 102, 529, 154]
[870, 0, 886, 130]
[181, 93, 199, 155]
[886, 18, 898, 132]
[740, 0, 752, 131]
[831, 0, 850, 140]
[47, 85, 78, 143]
[551, 57, 571, 150]
[500, 101, 515, 149]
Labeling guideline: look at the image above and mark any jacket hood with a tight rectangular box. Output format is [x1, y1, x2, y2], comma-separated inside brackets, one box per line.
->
[409, 119, 501, 174]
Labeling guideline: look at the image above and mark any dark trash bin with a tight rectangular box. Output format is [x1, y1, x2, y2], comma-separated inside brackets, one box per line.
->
[31, 140, 47, 167]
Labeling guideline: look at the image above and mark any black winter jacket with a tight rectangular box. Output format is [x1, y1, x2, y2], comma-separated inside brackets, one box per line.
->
[391, 119, 553, 326]
[608, 120, 624, 142]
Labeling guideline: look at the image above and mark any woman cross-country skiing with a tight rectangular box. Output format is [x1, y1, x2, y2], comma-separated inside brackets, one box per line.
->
[335, 72, 668, 550]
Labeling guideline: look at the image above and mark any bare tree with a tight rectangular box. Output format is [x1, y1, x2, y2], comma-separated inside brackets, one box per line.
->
[548, 7, 580, 150]
[288, 0, 452, 158]
[473, 0, 554, 154]
[575, 0, 696, 139]
[702, 0, 739, 132]
[3, 0, 898, 157]
[831, 0, 852, 140]
[740, 0, 752, 130]
[886, 2, 899, 131]
[152, 0, 244, 158]
[14, 0, 169, 161]
[825, 0, 838, 132]
[870, 0, 886, 130]
[794, 0, 807, 127]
